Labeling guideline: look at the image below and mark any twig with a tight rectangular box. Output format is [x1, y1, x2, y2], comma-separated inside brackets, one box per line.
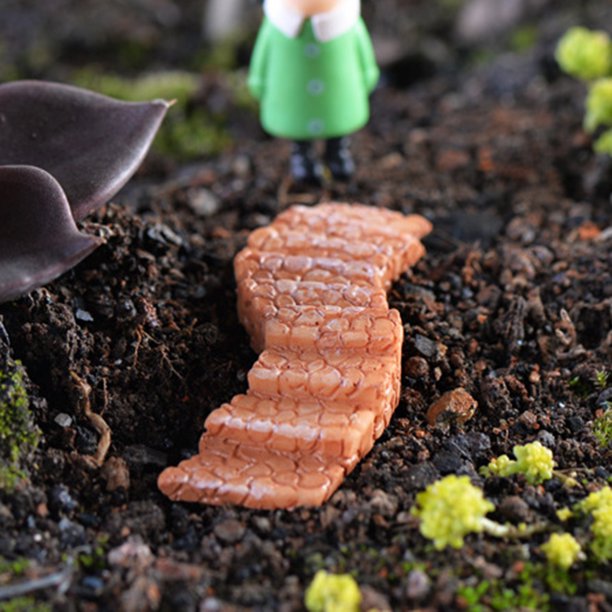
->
[70, 371, 112, 468]
[0, 564, 73, 600]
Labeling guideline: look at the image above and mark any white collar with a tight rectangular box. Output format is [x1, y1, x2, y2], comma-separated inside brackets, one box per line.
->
[263, 0, 360, 42]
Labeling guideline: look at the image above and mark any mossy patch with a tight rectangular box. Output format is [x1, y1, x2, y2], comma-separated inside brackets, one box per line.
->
[0, 597, 51, 612]
[72, 69, 256, 161]
[0, 359, 40, 490]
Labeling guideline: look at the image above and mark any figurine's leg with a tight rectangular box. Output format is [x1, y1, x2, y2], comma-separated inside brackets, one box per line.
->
[325, 136, 355, 181]
[290, 140, 323, 185]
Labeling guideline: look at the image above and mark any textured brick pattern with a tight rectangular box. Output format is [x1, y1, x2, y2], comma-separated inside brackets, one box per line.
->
[158, 202, 431, 509]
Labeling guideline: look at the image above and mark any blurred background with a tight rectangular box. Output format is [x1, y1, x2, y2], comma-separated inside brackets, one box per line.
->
[1, 0, 610, 163]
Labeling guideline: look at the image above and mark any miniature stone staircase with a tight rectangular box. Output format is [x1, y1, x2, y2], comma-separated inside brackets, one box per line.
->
[158, 203, 431, 509]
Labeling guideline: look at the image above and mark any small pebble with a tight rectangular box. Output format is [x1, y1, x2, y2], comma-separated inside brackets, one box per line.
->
[405, 462, 440, 490]
[214, 519, 246, 544]
[75, 308, 94, 322]
[368, 489, 398, 518]
[58, 517, 86, 547]
[49, 485, 78, 514]
[427, 388, 478, 427]
[101, 457, 131, 492]
[498, 495, 531, 523]
[537, 430, 555, 447]
[188, 188, 220, 217]
[414, 334, 437, 358]
[406, 569, 431, 601]
[54, 413, 73, 428]
[405, 356, 429, 379]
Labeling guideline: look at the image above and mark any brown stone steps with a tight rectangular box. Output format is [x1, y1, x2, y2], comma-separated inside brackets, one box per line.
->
[157, 436, 354, 509]
[234, 249, 386, 289]
[237, 280, 388, 352]
[248, 225, 425, 281]
[263, 306, 403, 356]
[204, 393, 379, 459]
[247, 348, 401, 406]
[157, 203, 432, 509]
[247, 228, 397, 283]
[274, 203, 433, 240]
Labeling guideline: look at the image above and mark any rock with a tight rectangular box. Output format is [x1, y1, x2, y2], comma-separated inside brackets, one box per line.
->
[432, 449, 470, 475]
[101, 456, 131, 492]
[108, 536, 154, 570]
[445, 433, 491, 463]
[405, 462, 440, 491]
[405, 356, 429, 379]
[58, 517, 86, 547]
[537, 430, 555, 448]
[427, 388, 478, 428]
[406, 569, 431, 601]
[413, 334, 437, 358]
[518, 410, 538, 430]
[498, 496, 532, 523]
[80, 575, 105, 597]
[368, 489, 399, 518]
[49, 485, 78, 515]
[214, 518, 246, 544]
[567, 416, 584, 434]
[187, 188, 220, 217]
[54, 413, 73, 428]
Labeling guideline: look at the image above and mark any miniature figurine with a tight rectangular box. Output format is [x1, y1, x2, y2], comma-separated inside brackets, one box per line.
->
[248, 0, 380, 183]
[158, 203, 432, 510]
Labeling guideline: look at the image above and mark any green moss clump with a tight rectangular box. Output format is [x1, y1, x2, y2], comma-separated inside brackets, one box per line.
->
[556, 27, 612, 81]
[304, 570, 361, 612]
[72, 69, 253, 161]
[541, 533, 582, 570]
[0, 557, 29, 576]
[557, 27, 612, 158]
[0, 597, 51, 612]
[481, 442, 555, 485]
[0, 361, 40, 490]
[412, 475, 494, 550]
[593, 405, 612, 448]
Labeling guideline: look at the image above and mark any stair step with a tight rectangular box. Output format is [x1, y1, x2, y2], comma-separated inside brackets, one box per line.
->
[234, 248, 385, 289]
[263, 305, 403, 356]
[247, 349, 401, 405]
[237, 279, 388, 352]
[157, 436, 356, 509]
[204, 393, 378, 459]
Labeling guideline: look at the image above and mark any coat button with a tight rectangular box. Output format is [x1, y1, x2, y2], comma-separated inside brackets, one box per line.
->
[307, 79, 325, 96]
[307, 119, 324, 135]
[304, 43, 320, 58]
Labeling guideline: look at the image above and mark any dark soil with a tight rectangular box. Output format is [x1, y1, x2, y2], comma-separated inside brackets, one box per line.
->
[0, 2, 611, 611]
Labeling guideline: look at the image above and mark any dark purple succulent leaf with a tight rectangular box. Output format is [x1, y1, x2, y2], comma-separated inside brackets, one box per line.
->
[0, 165, 102, 303]
[0, 80, 169, 220]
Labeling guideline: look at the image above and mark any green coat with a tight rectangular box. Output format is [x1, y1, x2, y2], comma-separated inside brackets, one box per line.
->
[248, 16, 379, 140]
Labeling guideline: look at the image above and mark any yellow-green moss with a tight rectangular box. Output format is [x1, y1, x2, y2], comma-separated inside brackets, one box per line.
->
[0, 361, 39, 490]
[0, 557, 30, 576]
[72, 69, 255, 160]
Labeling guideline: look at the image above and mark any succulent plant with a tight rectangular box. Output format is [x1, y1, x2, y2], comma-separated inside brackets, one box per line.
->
[481, 441, 555, 485]
[541, 533, 583, 570]
[0, 80, 169, 303]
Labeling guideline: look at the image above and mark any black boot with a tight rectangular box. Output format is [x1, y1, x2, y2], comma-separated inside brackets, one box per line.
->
[325, 136, 355, 181]
[290, 140, 323, 185]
